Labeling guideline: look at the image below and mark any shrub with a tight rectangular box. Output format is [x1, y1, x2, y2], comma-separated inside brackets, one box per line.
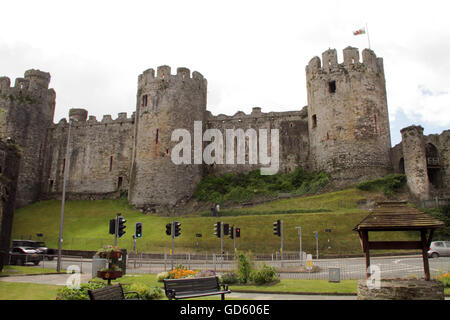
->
[251, 263, 279, 285]
[436, 273, 450, 288]
[236, 252, 254, 284]
[356, 174, 406, 196]
[167, 264, 197, 279]
[56, 280, 105, 300]
[220, 272, 239, 285]
[194, 167, 329, 204]
[124, 283, 163, 300]
[156, 271, 169, 282]
[194, 270, 216, 278]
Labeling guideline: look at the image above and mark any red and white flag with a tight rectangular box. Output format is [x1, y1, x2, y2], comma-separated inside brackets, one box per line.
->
[353, 28, 366, 36]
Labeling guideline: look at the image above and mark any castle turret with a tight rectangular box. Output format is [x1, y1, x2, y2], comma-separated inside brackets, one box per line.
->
[128, 66, 207, 211]
[0, 69, 55, 207]
[306, 47, 392, 185]
[400, 125, 430, 200]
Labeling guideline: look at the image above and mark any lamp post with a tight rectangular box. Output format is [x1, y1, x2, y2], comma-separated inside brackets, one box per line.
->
[56, 117, 76, 272]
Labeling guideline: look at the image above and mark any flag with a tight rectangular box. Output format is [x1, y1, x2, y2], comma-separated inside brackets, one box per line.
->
[353, 28, 366, 36]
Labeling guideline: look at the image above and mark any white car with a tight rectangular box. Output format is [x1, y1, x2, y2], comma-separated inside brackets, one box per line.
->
[427, 241, 450, 258]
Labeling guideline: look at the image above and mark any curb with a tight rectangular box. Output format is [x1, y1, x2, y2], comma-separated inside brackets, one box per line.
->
[0, 272, 66, 277]
[231, 289, 357, 296]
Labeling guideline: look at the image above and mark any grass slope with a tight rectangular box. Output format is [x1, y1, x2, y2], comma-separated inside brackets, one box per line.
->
[11, 188, 417, 255]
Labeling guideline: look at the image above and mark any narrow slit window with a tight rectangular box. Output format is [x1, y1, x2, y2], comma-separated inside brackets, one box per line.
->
[49, 180, 54, 192]
[62, 159, 65, 173]
[109, 156, 113, 172]
[312, 114, 317, 128]
[118, 177, 123, 189]
[328, 81, 336, 93]
[142, 94, 148, 107]
[155, 129, 159, 144]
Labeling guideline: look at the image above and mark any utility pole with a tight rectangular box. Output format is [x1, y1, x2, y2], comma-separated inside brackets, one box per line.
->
[314, 231, 319, 260]
[57, 117, 76, 273]
[296, 226, 302, 262]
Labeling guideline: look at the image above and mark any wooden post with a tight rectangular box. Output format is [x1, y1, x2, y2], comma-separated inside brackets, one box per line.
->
[359, 231, 370, 279]
[420, 230, 431, 281]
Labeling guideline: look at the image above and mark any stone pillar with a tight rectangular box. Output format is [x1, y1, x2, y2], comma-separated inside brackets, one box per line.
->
[400, 125, 430, 200]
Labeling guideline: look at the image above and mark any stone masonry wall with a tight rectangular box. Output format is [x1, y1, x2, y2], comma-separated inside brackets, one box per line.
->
[0, 70, 55, 207]
[306, 47, 392, 187]
[42, 110, 134, 199]
[205, 107, 310, 175]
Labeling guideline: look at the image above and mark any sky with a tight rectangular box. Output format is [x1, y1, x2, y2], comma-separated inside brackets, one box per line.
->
[1, 0, 449, 146]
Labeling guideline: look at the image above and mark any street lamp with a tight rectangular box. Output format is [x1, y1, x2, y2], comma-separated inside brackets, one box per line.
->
[56, 117, 77, 272]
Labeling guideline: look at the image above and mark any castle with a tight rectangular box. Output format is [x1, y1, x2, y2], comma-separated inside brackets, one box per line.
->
[0, 47, 448, 212]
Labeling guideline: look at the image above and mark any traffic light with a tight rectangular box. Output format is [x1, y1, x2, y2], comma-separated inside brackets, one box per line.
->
[235, 227, 240, 238]
[109, 219, 116, 235]
[223, 224, 229, 236]
[135, 222, 143, 238]
[165, 223, 172, 236]
[273, 220, 281, 237]
[174, 221, 181, 237]
[214, 222, 221, 238]
[117, 215, 126, 237]
[229, 226, 234, 239]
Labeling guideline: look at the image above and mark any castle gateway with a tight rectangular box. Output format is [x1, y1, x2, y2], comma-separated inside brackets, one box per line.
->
[0, 47, 448, 211]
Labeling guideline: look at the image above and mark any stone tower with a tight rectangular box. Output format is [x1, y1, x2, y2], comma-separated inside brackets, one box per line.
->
[305, 47, 392, 185]
[128, 66, 207, 211]
[0, 70, 55, 207]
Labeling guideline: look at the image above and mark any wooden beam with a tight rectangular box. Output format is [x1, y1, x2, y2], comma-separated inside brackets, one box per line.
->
[361, 231, 370, 279]
[421, 230, 431, 281]
[368, 241, 423, 250]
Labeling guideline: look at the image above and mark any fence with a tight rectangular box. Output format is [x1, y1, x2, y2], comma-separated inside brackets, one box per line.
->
[124, 252, 450, 280]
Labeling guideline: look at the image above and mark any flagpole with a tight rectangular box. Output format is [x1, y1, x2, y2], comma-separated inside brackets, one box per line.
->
[366, 23, 371, 49]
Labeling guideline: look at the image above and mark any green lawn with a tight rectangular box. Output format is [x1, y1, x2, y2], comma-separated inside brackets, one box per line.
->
[11, 188, 417, 255]
[0, 265, 61, 276]
[0, 282, 61, 300]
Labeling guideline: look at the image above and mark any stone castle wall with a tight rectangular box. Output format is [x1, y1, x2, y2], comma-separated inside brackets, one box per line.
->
[0, 70, 55, 207]
[41, 110, 134, 199]
[1, 46, 448, 210]
[306, 47, 392, 186]
[205, 107, 310, 175]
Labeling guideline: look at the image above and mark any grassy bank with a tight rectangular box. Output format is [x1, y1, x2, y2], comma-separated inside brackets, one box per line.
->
[11, 188, 417, 255]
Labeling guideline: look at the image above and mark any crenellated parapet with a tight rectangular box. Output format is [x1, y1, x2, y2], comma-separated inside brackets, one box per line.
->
[206, 106, 308, 123]
[138, 65, 207, 91]
[306, 47, 384, 80]
[0, 69, 52, 98]
[52, 110, 135, 130]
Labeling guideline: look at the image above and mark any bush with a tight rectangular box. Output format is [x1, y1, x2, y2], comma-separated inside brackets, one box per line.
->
[56, 280, 105, 300]
[156, 271, 169, 282]
[194, 270, 216, 278]
[251, 263, 279, 285]
[220, 272, 239, 285]
[236, 252, 254, 284]
[124, 283, 163, 300]
[356, 174, 406, 196]
[194, 167, 329, 204]
[436, 273, 450, 288]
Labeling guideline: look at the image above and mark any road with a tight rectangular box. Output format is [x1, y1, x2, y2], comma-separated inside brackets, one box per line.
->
[28, 254, 450, 280]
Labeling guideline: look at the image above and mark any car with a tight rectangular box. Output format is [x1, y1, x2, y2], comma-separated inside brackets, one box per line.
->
[11, 240, 54, 260]
[427, 241, 450, 258]
[9, 247, 43, 266]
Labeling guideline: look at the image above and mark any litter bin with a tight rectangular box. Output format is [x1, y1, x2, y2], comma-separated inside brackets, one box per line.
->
[92, 256, 107, 278]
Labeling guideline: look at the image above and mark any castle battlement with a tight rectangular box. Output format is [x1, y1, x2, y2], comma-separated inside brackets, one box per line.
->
[138, 65, 207, 89]
[206, 107, 307, 123]
[306, 47, 384, 76]
[53, 110, 134, 129]
[0, 69, 52, 98]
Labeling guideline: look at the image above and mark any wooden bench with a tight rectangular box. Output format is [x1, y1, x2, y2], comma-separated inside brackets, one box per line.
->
[88, 283, 141, 300]
[164, 276, 231, 300]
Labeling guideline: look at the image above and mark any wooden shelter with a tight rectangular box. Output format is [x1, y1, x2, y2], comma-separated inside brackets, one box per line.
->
[353, 201, 445, 281]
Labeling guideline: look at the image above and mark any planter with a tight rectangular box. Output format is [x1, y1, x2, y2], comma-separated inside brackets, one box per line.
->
[99, 251, 122, 259]
[97, 270, 123, 280]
